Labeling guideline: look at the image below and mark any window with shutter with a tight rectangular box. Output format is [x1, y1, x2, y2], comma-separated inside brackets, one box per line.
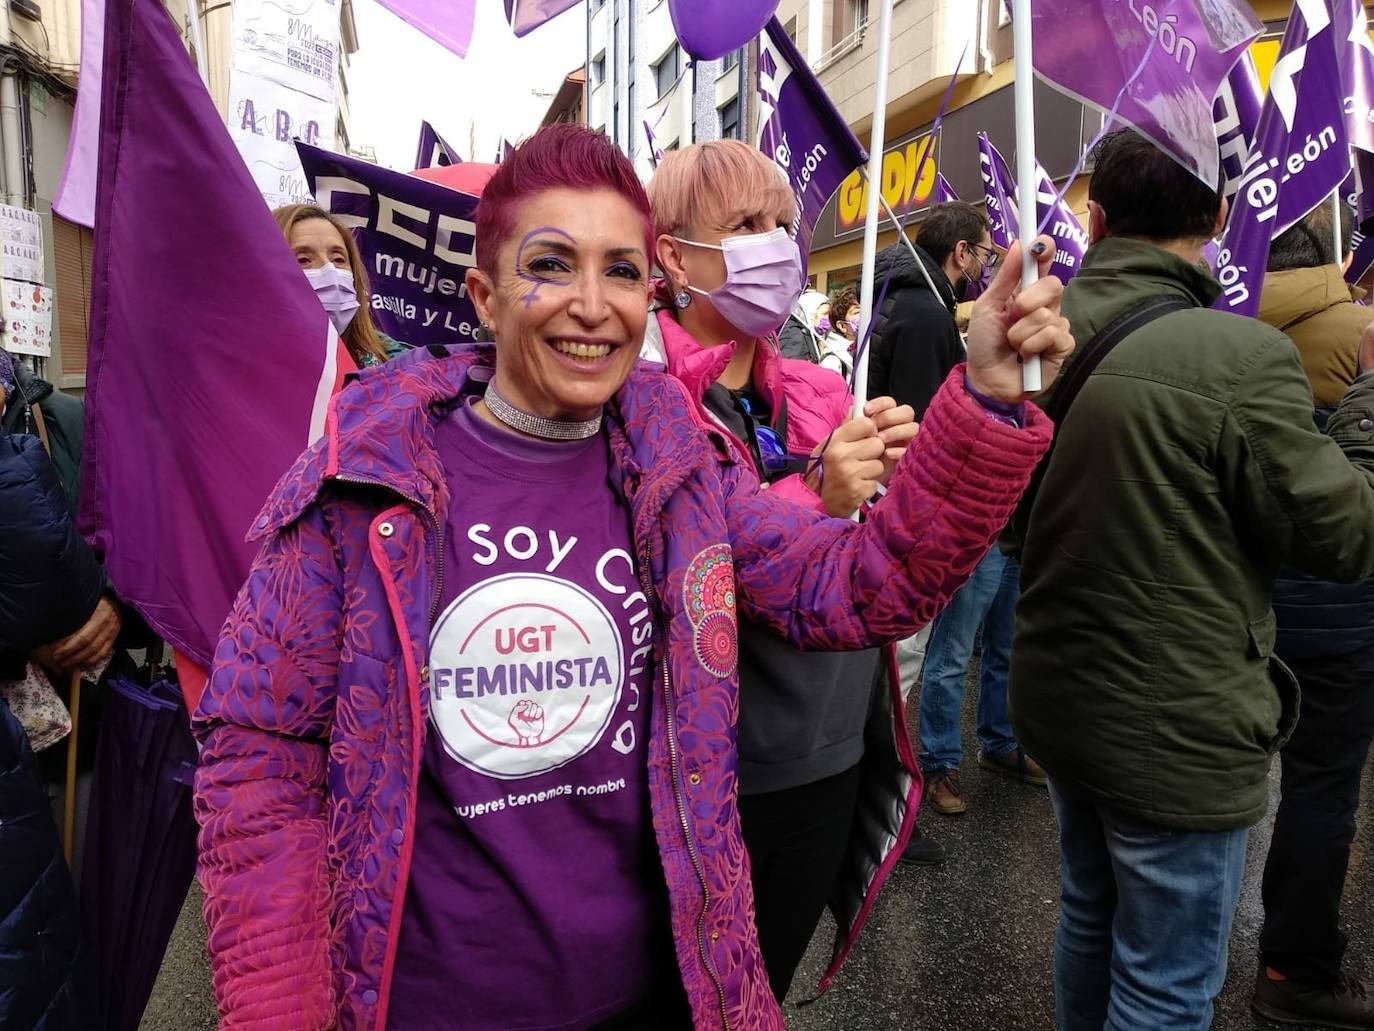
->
[52, 214, 92, 379]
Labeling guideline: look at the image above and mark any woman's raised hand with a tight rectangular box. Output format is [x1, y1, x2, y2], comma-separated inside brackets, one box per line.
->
[964, 236, 1076, 403]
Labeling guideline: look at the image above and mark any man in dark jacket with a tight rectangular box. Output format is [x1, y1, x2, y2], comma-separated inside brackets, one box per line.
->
[1, 351, 85, 514]
[1251, 204, 1374, 1028]
[871, 204, 1043, 819]
[0, 349, 101, 1027]
[1008, 130, 1374, 1030]
[868, 201, 992, 419]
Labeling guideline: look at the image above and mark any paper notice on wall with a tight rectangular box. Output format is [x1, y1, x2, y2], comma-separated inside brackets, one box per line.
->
[4, 279, 53, 356]
[227, 0, 340, 207]
[0, 205, 44, 283]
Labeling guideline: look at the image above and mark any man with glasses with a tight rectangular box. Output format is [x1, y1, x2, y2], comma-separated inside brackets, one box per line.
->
[867, 203, 1045, 827]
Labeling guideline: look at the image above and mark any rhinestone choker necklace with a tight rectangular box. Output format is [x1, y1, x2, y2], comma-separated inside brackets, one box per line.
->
[483, 382, 603, 441]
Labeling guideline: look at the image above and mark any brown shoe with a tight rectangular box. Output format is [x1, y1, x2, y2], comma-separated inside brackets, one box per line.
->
[925, 769, 967, 815]
[978, 748, 1048, 787]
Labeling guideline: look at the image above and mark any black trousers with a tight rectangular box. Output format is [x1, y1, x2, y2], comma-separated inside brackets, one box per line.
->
[1260, 641, 1374, 986]
[737, 764, 863, 1002]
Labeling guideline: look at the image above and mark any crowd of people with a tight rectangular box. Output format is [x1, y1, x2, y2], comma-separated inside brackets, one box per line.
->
[2, 119, 1373, 1031]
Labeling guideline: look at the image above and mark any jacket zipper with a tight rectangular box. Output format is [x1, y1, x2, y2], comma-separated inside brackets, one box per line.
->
[331, 474, 445, 622]
[639, 542, 730, 1030]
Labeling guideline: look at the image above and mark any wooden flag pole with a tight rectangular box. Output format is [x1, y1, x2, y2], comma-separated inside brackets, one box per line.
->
[63, 669, 81, 863]
[1012, 0, 1042, 391]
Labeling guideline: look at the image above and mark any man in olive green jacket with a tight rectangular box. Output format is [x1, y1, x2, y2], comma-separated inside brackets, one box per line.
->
[1006, 130, 1374, 1031]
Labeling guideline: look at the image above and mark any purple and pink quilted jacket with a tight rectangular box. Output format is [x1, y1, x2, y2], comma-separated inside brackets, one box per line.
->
[193, 345, 1051, 1031]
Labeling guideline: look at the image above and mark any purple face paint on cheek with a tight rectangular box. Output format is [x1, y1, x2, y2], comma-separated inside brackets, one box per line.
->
[514, 226, 576, 309]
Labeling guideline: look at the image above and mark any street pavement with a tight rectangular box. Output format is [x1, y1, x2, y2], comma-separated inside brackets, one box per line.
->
[142, 671, 1374, 1030]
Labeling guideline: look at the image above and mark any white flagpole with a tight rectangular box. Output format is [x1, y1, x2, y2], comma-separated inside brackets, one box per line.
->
[1012, 0, 1041, 391]
[1332, 190, 1343, 264]
[850, 0, 895, 420]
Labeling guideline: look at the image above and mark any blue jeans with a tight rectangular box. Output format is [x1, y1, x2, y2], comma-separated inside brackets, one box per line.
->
[917, 548, 1019, 771]
[1048, 778, 1249, 1030]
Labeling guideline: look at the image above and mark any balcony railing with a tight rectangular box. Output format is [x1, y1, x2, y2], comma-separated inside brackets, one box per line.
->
[815, 21, 867, 74]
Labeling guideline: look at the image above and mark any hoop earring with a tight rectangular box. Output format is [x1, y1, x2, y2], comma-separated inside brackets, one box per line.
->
[674, 289, 692, 310]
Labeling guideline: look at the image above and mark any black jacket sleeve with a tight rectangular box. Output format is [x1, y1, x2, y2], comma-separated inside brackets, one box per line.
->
[880, 291, 966, 419]
[777, 316, 819, 363]
[0, 433, 104, 657]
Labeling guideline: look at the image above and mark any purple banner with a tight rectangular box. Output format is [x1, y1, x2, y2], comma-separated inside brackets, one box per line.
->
[299, 143, 483, 348]
[1334, 0, 1374, 154]
[1215, 2, 1351, 317]
[935, 172, 959, 205]
[1347, 227, 1374, 284]
[756, 16, 866, 259]
[1214, 52, 1263, 200]
[670, 0, 779, 61]
[374, 0, 474, 57]
[1029, 0, 1262, 186]
[82, 0, 350, 666]
[415, 120, 461, 169]
[978, 132, 1086, 284]
[52, 0, 102, 227]
[505, 0, 580, 36]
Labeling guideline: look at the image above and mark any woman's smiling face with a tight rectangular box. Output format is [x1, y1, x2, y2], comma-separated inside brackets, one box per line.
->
[467, 187, 653, 420]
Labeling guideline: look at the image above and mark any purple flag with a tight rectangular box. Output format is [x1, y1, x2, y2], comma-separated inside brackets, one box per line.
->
[1334, 0, 1374, 154]
[1214, 1, 1351, 317]
[505, 0, 580, 36]
[671, 0, 779, 61]
[52, 0, 103, 227]
[299, 143, 483, 349]
[81, 0, 353, 667]
[415, 120, 461, 170]
[495, 137, 515, 163]
[374, 0, 475, 58]
[756, 16, 866, 259]
[979, 132, 1018, 251]
[1214, 52, 1263, 200]
[1347, 227, 1374, 284]
[935, 173, 959, 204]
[978, 132, 1086, 284]
[1029, 0, 1262, 186]
[643, 120, 665, 168]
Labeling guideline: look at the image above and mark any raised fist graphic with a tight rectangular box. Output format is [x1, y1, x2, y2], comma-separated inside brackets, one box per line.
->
[508, 699, 545, 745]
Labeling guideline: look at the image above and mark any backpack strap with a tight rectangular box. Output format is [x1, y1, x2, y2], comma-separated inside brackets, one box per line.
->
[1014, 294, 1191, 544]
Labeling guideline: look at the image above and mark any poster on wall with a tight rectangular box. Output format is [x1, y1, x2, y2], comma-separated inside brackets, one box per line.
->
[0, 204, 44, 283]
[4, 279, 53, 356]
[226, 0, 340, 207]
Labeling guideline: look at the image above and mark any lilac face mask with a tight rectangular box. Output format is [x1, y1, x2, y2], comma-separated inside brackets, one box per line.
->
[815, 315, 832, 336]
[677, 228, 806, 339]
[304, 264, 360, 335]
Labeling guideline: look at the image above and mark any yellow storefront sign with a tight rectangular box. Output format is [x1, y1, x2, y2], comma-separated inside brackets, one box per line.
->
[836, 133, 937, 232]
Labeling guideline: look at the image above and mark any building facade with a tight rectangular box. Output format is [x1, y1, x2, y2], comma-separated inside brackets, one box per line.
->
[586, 0, 751, 179]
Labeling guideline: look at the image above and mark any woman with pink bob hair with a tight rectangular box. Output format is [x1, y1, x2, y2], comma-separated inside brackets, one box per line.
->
[193, 123, 1073, 1030]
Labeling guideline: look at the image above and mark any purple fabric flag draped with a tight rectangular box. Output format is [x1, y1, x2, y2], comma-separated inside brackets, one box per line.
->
[1214, 0, 1351, 317]
[52, 0, 103, 227]
[978, 132, 1086, 284]
[1029, 0, 1262, 186]
[756, 16, 866, 260]
[374, 0, 475, 58]
[1348, 227, 1374, 284]
[415, 120, 461, 170]
[1214, 51, 1263, 200]
[671, 0, 780, 61]
[935, 173, 959, 204]
[81, 0, 352, 667]
[299, 143, 483, 349]
[1333, 0, 1374, 230]
[505, 0, 580, 36]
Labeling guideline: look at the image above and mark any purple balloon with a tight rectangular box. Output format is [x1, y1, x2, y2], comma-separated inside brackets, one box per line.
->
[669, 0, 780, 60]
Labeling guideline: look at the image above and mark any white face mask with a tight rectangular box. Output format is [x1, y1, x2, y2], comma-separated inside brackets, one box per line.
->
[303, 264, 360, 335]
[675, 228, 807, 339]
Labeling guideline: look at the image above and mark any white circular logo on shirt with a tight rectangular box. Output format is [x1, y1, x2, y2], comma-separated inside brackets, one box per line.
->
[428, 572, 624, 780]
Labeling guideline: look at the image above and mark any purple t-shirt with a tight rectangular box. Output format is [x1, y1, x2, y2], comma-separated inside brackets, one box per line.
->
[388, 400, 672, 1031]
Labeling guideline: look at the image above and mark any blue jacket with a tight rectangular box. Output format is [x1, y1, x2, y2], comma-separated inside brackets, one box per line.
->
[1272, 405, 1374, 660]
[0, 432, 104, 679]
[0, 697, 83, 1028]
